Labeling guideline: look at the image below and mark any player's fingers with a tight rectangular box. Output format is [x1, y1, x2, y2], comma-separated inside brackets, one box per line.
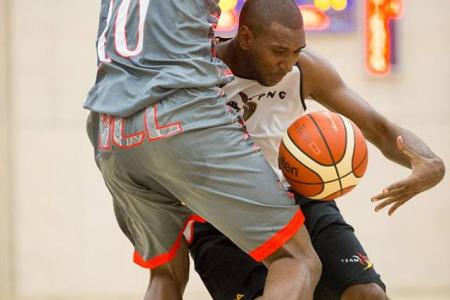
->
[384, 177, 414, 193]
[379, 186, 412, 200]
[374, 193, 415, 213]
[374, 197, 397, 212]
[371, 185, 407, 201]
[388, 197, 411, 216]
[374, 192, 412, 212]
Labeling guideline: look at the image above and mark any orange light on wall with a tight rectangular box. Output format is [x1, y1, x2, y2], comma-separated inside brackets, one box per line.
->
[216, 0, 240, 34]
[365, 0, 403, 76]
[217, 10, 239, 31]
[300, 5, 331, 30]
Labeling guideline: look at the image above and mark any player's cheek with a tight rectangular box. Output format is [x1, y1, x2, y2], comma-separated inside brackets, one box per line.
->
[263, 54, 279, 70]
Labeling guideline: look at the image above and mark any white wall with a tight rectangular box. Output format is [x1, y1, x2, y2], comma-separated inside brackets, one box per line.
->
[1, 0, 449, 299]
[0, 0, 13, 298]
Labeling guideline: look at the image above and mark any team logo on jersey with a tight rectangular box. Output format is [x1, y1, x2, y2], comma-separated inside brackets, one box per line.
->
[227, 90, 289, 121]
[239, 92, 257, 121]
[340, 252, 374, 270]
[235, 293, 245, 300]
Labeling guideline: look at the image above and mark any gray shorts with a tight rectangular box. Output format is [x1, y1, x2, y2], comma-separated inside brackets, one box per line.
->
[87, 87, 304, 269]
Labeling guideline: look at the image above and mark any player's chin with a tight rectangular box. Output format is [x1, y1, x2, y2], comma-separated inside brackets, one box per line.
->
[258, 77, 280, 87]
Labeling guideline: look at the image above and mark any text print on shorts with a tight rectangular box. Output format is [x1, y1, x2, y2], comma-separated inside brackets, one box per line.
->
[98, 105, 183, 150]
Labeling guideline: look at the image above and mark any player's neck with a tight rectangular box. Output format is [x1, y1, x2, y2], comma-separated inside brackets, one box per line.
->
[217, 39, 255, 80]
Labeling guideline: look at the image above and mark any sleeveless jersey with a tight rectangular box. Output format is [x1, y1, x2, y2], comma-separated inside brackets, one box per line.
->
[84, 0, 230, 117]
[223, 66, 307, 183]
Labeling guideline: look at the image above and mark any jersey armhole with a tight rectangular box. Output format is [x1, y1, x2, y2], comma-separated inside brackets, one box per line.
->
[295, 62, 307, 111]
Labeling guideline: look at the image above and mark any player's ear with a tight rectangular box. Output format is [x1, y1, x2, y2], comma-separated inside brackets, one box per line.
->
[237, 26, 254, 50]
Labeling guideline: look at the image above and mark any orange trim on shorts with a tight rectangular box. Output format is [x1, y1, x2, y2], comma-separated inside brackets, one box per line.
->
[249, 209, 305, 262]
[133, 214, 206, 269]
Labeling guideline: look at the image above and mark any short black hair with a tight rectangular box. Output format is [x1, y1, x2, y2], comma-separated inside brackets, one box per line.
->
[239, 0, 304, 35]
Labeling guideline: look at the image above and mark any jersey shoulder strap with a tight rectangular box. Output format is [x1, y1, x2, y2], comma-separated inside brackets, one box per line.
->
[295, 62, 307, 111]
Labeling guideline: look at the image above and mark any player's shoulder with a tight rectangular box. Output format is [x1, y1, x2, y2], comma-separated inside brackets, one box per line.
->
[297, 49, 330, 76]
[297, 49, 341, 91]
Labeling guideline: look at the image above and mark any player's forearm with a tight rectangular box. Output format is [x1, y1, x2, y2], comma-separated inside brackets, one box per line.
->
[376, 122, 445, 175]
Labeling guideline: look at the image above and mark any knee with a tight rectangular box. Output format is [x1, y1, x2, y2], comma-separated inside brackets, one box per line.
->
[155, 260, 190, 292]
[151, 267, 189, 291]
[295, 229, 322, 283]
[264, 226, 322, 284]
[306, 248, 322, 282]
[341, 283, 388, 300]
[147, 261, 189, 300]
[281, 227, 323, 282]
[147, 242, 190, 297]
[288, 238, 322, 285]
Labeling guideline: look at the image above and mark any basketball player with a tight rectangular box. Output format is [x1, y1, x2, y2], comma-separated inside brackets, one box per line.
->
[84, 1, 321, 299]
[188, 0, 446, 299]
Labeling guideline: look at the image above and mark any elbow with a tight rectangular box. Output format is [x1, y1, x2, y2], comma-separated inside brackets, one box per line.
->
[433, 156, 446, 183]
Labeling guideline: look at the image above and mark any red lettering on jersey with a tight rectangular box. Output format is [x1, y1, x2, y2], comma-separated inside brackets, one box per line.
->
[144, 105, 183, 141]
[97, 105, 183, 151]
[98, 114, 113, 150]
[112, 117, 145, 149]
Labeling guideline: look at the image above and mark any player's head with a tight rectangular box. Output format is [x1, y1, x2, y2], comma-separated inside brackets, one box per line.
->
[237, 0, 306, 86]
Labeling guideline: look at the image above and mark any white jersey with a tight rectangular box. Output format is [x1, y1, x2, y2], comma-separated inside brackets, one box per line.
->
[223, 66, 307, 183]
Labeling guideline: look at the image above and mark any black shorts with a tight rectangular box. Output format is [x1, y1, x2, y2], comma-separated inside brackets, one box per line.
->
[188, 194, 386, 300]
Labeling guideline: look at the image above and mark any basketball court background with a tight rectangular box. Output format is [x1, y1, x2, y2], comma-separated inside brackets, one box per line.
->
[0, 0, 449, 299]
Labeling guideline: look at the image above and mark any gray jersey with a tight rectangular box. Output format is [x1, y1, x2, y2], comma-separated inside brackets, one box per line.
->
[84, 0, 229, 117]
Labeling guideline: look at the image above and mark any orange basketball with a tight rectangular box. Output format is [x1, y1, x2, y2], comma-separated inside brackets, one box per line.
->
[278, 111, 368, 200]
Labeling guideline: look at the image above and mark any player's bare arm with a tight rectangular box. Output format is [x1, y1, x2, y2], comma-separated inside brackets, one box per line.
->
[298, 50, 445, 215]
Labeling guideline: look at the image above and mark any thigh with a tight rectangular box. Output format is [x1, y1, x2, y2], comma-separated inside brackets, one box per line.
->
[189, 222, 267, 300]
[89, 90, 305, 268]
[132, 90, 304, 262]
[145, 238, 191, 300]
[88, 112, 196, 270]
[297, 196, 386, 299]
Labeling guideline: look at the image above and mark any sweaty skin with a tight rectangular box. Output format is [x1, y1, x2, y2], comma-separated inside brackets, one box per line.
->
[217, 21, 445, 216]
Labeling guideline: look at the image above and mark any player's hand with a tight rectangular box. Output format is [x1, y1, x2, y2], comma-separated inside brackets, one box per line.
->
[370, 136, 445, 216]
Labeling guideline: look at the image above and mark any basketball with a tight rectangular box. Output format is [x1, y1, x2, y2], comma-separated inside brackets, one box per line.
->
[278, 111, 368, 200]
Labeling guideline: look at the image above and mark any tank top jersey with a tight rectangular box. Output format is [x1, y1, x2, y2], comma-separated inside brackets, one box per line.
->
[222, 65, 307, 183]
[84, 0, 230, 117]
